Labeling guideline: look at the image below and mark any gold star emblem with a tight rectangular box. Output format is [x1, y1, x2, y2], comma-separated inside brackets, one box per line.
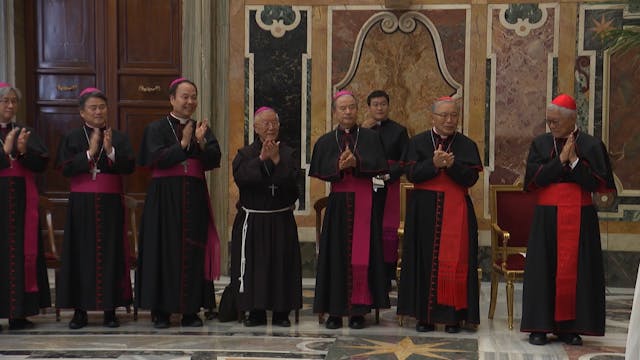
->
[343, 336, 471, 360]
[590, 14, 615, 39]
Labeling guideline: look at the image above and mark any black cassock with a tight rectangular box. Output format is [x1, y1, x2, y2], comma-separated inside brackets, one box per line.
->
[521, 130, 615, 336]
[369, 119, 409, 281]
[136, 115, 221, 315]
[397, 130, 482, 326]
[309, 125, 390, 316]
[230, 140, 302, 313]
[55, 125, 135, 310]
[0, 123, 51, 319]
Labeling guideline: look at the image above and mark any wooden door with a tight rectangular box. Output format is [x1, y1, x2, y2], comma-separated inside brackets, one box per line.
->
[25, 0, 181, 245]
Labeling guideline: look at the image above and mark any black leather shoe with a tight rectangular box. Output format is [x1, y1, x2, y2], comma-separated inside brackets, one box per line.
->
[153, 311, 170, 329]
[69, 309, 88, 329]
[272, 311, 291, 327]
[556, 333, 583, 346]
[243, 310, 267, 327]
[348, 315, 365, 329]
[416, 322, 435, 332]
[103, 310, 120, 328]
[9, 318, 35, 330]
[529, 332, 548, 345]
[325, 316, 343, 329]
[444, 324, 460, 333]
[181, 313, 203, 327]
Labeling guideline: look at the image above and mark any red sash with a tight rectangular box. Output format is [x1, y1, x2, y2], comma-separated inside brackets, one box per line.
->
[382, 161, 400, 263]
[152, 159, 221, 280]
[70, 173, 123, 193]
[0, 159, 39, 292]
[69, 172, 132, 299]
[331, 173, 373, 305]
[415, 172, 469, 310]
[537, 183, 592, 321]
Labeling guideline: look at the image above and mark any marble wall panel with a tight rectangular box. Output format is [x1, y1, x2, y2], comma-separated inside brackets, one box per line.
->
[487, 4, 557, 186]
[330, 8, 468, 137]
[245, 5, 311, 211]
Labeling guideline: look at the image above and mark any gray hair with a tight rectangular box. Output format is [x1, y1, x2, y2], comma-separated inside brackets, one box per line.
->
[547, 103, 576, 118]
[431, 97, 459, 113]
[0, 86, 22, 101]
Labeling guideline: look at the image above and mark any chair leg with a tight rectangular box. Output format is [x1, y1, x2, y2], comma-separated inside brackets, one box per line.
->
[398, 314, 404, 326]
[375, 309, 380, 324]
[506, 279, 515, 330]
[126, 305, 131, 314]
[134, 305, 138, 321]
[477, 268, 482, 295]
[318, 312, 324, 324]
[488, 271, 498, 319]
[56, 308, 60, 322]
[295, 309, 299, 324]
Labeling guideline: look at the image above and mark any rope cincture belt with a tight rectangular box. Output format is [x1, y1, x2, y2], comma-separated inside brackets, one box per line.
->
[239, 205, 295, 293]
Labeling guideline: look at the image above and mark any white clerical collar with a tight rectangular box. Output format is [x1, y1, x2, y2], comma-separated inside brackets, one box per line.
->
[170, 113, 190, 125]
[84, 122, 105, 130]
[432, 127, 448, 139]
[0, 122, 9, 128]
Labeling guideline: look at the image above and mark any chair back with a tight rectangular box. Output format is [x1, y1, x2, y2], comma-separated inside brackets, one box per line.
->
[490, 184, 537, 249]
[313, 196, 329, 257]
[38, 195, 59, 266]
[123, 195, 140, 264]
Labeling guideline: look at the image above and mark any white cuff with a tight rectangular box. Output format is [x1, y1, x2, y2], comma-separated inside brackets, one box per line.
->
[569, 157, 579, 169]
[107, 147, 116, 161]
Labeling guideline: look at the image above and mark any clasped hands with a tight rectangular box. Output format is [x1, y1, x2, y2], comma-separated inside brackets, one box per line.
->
[559, 133, 578, 165]
[2, 127, 31, 156]
[181, 120, 210, 149]
[433, 144, 454, 168]
[339, 145, 356, 170]
[259, 139, 281, 165]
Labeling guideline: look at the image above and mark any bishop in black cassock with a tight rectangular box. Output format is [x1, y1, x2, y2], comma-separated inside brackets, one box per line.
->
[230, 107, 302, 327]
[310, 91, 390, 330]
[363, 90, 409, 288]
[0, 83, 51, 331]
[136, 79, 222, 328]
[397, 96, 482, 333]
[521, 94, 615, 346]
[55, 88, 135, 329]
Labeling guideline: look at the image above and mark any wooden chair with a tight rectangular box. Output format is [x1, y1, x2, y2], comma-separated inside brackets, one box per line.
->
[313, 196, 379, 325]
[396, 182, 414, 326]
[39, 196, 61, 321]
[487, 184, 537, 329]
[123, 195, 139, 321]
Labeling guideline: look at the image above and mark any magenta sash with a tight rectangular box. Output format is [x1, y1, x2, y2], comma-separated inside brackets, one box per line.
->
[382, 161, 400, 263]
[69, 172, 132, 299]
[0, 160, 39, 292]
[331, 173, 373, 305]
[70, 173, 123, 193]
[152, 159, 221, 280]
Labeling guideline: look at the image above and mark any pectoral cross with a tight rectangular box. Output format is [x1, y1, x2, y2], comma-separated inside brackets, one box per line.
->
[90, 166, 101, 180]
[182, 160, 188, 174]
[268, 184, 278, 197]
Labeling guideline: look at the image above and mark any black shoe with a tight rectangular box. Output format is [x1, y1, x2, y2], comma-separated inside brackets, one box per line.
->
[8, 318, 35, 330]
[69, 309, 88, 329]
[444, 324, 460, 333]
[153, 311, 170, 329]
[103, 310, 120, 328]
[181, 313, 203, 327]
[272, 311, 291, 327]
[556, 333, 583, 346]
[325, 316, 343, 329]
[529, 332, 548, 345]
[348, 315, 365, 329]
[243, 310, 267, 327]
[416, 322, 435, 332]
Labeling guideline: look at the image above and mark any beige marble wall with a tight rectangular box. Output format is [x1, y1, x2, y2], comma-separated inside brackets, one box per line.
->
[228, 0, 640, 258]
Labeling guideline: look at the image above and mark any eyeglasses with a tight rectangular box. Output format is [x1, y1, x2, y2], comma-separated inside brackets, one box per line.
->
[85, 104, 107, 112]
[256, 121, 279, 129]
[432, 112, 459, 119]
[545, 118, 566, 127]
[0, 98, 18, 105]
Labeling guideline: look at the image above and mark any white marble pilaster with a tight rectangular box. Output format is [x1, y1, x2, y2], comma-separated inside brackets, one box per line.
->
[0, 0, 15, 83]
[182, 0, 230, 273]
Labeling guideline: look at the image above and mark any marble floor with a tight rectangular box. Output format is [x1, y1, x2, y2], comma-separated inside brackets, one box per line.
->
[0, 276, 633, 360]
